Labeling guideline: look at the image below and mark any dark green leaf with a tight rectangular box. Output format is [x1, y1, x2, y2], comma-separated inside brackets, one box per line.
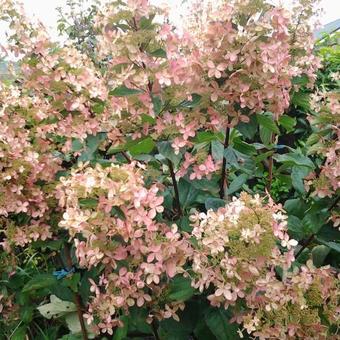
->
[152, 95, 162, 115]
[233, 139, 257, 156]
[256, 114, 279, 134]
[274, 153, 315, 168]
[227, 174, 248, 195]
[279, 115, 296, 132]
[205, 198, 225, 211]
[178, 179, 200, 209]
[287, 215, 305, 240]
[113, 316, 129, 340]
[291, 91, 310, 110]
[110, 206, 126, 221]
[204, 308, 239, 340]
[110, 85, 143, 97]
[79, 198, 98, 209]
[22, 274, 57, 293]
[316, 238, 340, 253]
[62, 273, 81, 293]
[195, 131, 222, 143]
[284, 199, 308, 219]
[211, 140, 224, 161]
[312, 245, 330, 267]
[179, 93, 201, 108]
[127, 137, 155, 156]
[291, 166, 310, 193]
[11, 326, 27, 340]
[157, 141, 182, 166]
[92, 102, 105, 114]
[259, 126, 273, 146]
[150, 48, 167, 58]
[71, 139, 83, 152]
[236, 115, 258, 139]
[141, 113, 156, 124]
[168, 276, 195, 302]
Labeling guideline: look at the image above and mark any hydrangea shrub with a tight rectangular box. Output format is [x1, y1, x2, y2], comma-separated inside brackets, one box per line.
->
[0, 0, 339, 339]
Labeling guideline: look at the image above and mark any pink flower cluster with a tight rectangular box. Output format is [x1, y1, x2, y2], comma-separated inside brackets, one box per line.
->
[238, 261, 339, 339]
[57, 163, 192, 334]
[189, 193, 296, 309]
[189, 194, 339, 338]
[305, 91, 340, 228]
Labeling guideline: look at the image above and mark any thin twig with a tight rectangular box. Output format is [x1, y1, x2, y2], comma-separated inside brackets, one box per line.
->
[121, 151, 132, 163]
[329, 196, 340, 211]
[151, 320, 160, 340]
[219, 124, 230, 199]
[64, 244, 89, 340]
[167, 159, 182, 217]
[267, 134, 276, 192]
[295, 233, 315, 259]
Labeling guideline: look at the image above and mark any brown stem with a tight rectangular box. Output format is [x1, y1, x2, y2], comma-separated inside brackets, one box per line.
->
[267, 133, 276, 191]
[64, 244, 88, 340]
[295, 234, 315, 259]
[151, 320, 160, 340]
[219, 125, 230, 199]
[167, 159, 182, 217]
[329, 195, 340, 212]
[121, 151, 131, 163]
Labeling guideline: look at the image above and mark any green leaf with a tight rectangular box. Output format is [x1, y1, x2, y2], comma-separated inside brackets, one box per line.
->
[205, 198, 225, 211]
[92, 102, 105, 114]
[204, 308, 239, 340]
[157, 141, 182, 166]
[291, 166, 310, 193]
[110, 206, 126, 220]
[32, 239, 63, 251]
[259, 126, 272, 146]
[110, 85, 143, 97]
[179, 93, 201, 108]
[59, 335, 83, 340]
[78, 133, 107, 162]
[236, 115, 258, 140]
[274, 153, 315, 168]
[62, 273, 81, 293]
[113, 316, 129, 340]
[71, 139, 83, 152]
[256, 114, 279, 134]
[168, 276, 195, 302]
[11, 326, 27, 340]
[150, 48, 167, 58]
[292, 74, 309, 86]
[291, 91, 310, 110]
[20, 305, 34, 323]
[140, 15, 155, 29]
[287, 215, 305, 240]
[233, 139, 257, 156]
[279, 115, 296, 132]
[227, 174, 248, 195]
[23, 274, 57, 293]
[302, 213, 328, 234]
[152, 95, 162, 114]
[312, 245, 330, 267]
[178, 179, 200, 209]
[316, 238, 340, 253]
[78, 198, 98, 209]
[128, 307, 153, 334]
[211, 140, 224, 161]
[284, 199, 308, 219]
[127, 137, 155, 156]
[195, 131, 222, 143]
